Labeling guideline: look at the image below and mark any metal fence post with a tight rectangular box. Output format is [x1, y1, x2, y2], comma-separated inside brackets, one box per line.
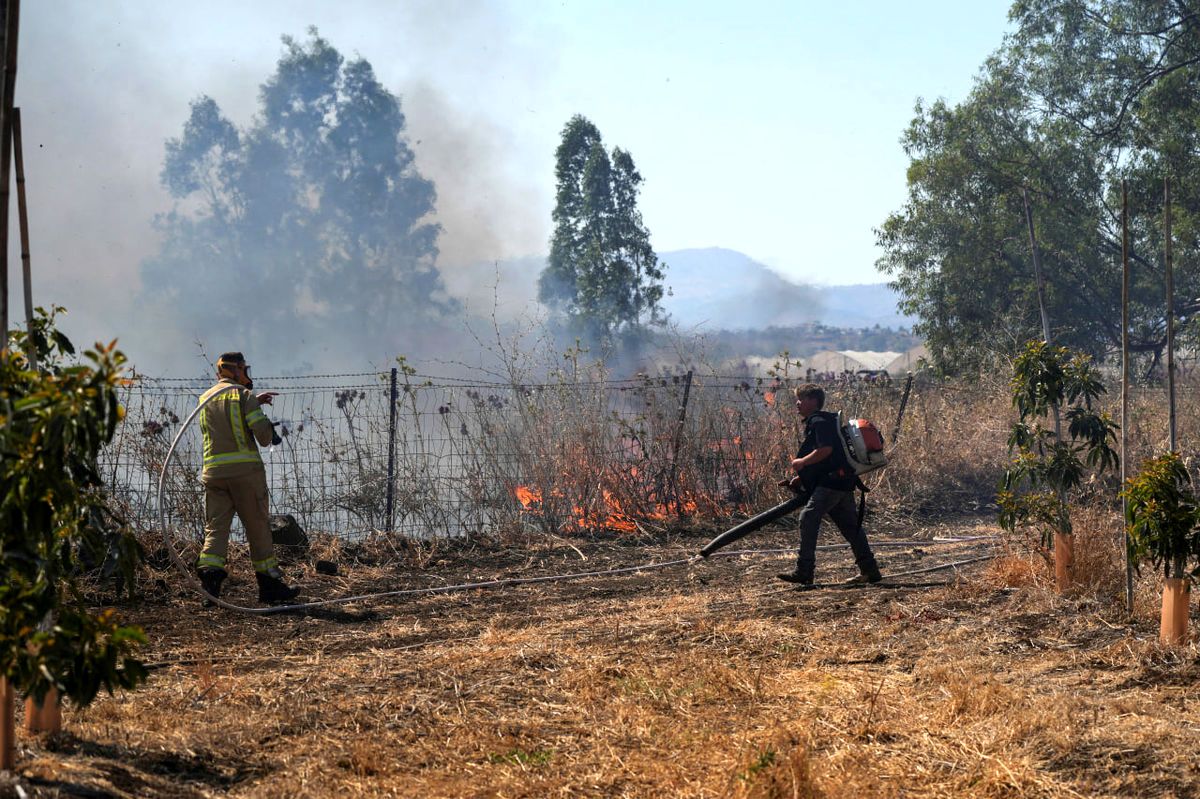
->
[385, 367, 398, 533]
[670, 370, 694, 517]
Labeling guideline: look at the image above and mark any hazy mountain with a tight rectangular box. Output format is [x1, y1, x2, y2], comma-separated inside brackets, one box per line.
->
[454, 247, 914, 331]
[657, 247, 914, 330]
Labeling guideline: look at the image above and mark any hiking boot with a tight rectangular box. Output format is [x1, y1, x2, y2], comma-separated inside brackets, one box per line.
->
[256, 568, 300, 604]
[198, 567, 227, 607]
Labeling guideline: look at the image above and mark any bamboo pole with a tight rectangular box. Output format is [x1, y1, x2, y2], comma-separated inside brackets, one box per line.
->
[1122, 180, 1133, 614]
[0, 0, 17, 351]
[0, 0, 17, 766]
[1165, 177, 1176, 452]
[13, 106, 33, 369]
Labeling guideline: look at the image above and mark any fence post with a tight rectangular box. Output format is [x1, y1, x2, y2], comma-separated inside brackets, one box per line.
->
[892, 372, 914, 443]
[385, 367, 398, 533]
[13, 107, 36, 371]
[670, 370, 694, 517]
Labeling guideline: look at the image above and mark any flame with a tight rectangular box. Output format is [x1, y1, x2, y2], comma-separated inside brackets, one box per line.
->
[516, 468, 706, 534]
[515, 485, 541, 508]
[764, 391, 776, 407]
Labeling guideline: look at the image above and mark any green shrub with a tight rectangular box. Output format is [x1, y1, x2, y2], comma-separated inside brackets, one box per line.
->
[1, 307, 147, 705]
[1123, 451, 1200, 581]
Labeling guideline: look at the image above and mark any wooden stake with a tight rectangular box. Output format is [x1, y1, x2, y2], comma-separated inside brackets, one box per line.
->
[1165, 177, 1176, 452]
[1160, 578, 1189, 645]
[1122, 180, 1133, 615]
[892, 372, 914, 443]
[0, 0, 17, 351]
[13, 106, 34, 369]
[0, 677, 13, 770]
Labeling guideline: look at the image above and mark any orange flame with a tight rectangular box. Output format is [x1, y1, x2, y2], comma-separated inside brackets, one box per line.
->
[515, 485, 541, 508]
[517, 471, 705, 533]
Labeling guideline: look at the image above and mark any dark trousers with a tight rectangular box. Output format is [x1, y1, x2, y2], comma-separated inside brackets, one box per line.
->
[794, 486, 877, 580]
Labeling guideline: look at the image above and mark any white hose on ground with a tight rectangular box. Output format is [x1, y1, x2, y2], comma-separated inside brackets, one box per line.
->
[156, 385, 998, 616]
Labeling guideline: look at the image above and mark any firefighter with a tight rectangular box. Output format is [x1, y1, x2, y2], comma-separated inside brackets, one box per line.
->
[195, 352, 300, 605]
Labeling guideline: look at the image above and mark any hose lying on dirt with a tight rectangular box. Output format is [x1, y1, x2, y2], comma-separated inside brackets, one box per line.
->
[158, 386, 997, 616]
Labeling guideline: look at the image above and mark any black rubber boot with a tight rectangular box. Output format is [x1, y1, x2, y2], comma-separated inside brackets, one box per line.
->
[198, 567, 227, 607]
[776, 561, 815, 589]
[863, 560, 883, 583]
[845, 558, 883, 585]
[256, 569, 300, 604]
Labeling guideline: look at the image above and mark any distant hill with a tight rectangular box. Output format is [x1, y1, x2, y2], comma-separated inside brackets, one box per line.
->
[657, 247, 914, 330]
[447, 247, 914, 331]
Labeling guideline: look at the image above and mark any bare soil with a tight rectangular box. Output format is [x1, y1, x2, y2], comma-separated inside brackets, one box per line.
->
[6, 519, 1200, 798]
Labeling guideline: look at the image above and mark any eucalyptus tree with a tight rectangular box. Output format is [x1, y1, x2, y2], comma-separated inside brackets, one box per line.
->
[539, 115, 666, 343]
[142, 29, 451, 366]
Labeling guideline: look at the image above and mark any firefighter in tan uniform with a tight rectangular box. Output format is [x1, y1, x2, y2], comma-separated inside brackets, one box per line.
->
[196, 352, 300, 605]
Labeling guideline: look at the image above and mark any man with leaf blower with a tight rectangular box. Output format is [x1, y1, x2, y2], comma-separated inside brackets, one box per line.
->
[775, 384, 883, 588]
[195, 352, 300, 605]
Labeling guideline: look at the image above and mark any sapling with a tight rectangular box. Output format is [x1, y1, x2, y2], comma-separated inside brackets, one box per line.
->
[1124, 452, 1200, 582]
[998, 341, 1119, 582]
[1, 308, 147, 748]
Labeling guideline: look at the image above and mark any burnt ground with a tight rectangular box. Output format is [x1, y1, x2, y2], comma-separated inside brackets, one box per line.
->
[4, 518, 1200, 798]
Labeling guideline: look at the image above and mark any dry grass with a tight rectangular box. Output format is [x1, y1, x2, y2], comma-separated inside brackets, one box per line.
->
[15, 374, 1200, 796]
[7, 520, 1200, 798]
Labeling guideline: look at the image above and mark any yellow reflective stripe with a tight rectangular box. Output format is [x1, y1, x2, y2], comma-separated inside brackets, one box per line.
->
[203, 451, 263, 468]
[198, 383, 261, 471]
[245, 408, 267, 427]
[199, 383, 240, 463]
[200, 404, 212, 461]
[198, 554, 226, 569]
[229, 397, 249, 452]
[253, 557, 279, 573]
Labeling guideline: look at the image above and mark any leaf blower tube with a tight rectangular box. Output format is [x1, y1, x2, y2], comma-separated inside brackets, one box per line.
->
[698, 491, 810, 557]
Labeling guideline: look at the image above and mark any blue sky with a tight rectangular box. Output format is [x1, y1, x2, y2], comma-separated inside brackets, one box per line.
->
[13, 1, 1013, 354]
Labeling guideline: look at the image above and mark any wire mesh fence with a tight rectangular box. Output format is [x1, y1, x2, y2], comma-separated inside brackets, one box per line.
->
[100, 366, 1200, 546]
[102, 369, 925, 543]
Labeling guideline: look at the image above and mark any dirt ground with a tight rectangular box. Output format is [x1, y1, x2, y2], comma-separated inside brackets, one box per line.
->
[4, 518, 1200, 798]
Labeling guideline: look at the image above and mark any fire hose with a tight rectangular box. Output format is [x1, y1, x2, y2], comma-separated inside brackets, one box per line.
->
[157, 386, 996, 616]
[156, 385, 714, 615]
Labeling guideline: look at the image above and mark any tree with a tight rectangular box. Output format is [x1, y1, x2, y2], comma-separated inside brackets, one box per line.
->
[2, 308, 147, 711]
[877, 2, 1200, 373]
[539, 115, 666, 342]
[141, 29, 451, 368]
